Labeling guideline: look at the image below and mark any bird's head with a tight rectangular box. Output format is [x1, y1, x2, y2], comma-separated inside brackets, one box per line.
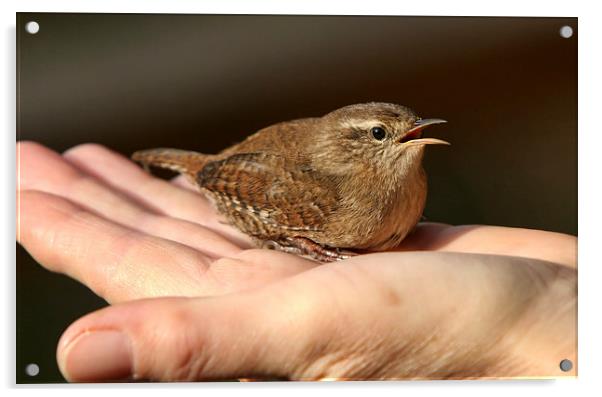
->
[311, 102, 449, 181]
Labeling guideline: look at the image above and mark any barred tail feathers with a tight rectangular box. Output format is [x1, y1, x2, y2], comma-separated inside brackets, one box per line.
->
[131, 148, 210, 181]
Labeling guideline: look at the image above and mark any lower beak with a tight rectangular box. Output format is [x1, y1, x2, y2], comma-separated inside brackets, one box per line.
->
[403, 137, 451, 147]
[399, 118, 450, 146]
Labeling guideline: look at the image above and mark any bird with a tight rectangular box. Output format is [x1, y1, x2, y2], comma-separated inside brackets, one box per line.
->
[132, 102, 449, 262]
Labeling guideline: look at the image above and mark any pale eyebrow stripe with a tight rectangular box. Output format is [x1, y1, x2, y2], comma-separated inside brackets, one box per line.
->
[340, 119, 383, 130]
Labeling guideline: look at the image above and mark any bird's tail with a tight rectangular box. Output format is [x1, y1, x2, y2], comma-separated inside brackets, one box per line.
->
[131, 148, 211, 183]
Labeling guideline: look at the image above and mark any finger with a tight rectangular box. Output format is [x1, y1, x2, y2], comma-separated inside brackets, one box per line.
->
[18, 191, 315, 302]
[18, 190, 214, 301]
[62, 143, 254, 248]
[171, 174, 196, 190]
[397, 223, 577, 268]
[56, 286, 324, 382]
[18, 141, 242, 257]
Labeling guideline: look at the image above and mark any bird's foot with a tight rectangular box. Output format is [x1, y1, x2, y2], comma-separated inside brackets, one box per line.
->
[261, 237, 356, 263]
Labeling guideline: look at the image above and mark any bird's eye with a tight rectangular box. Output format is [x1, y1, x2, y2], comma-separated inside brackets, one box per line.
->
[371, 127, 386, 140]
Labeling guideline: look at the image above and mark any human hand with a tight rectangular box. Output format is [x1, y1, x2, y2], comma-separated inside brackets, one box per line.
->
[17, 142, 577, 381]
[51, 252, 575, 381]
[17, 141, 320, 302]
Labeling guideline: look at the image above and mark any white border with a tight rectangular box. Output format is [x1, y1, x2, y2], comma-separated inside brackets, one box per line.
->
[4, 1, 601, 396]
[7, 0, 584, 17]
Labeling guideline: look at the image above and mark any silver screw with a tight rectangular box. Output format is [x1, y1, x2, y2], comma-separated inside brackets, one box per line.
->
[25, 363, 40, 376]
[559, 359, 573, 372]
[25, 21, 40, 34]
[559, 25, 573, 39]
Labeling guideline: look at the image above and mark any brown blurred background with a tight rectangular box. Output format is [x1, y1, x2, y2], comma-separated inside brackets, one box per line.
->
[16, 13, 577, 382]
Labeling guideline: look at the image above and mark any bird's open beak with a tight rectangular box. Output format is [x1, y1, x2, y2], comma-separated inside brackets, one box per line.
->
[399, 118, 450, 146]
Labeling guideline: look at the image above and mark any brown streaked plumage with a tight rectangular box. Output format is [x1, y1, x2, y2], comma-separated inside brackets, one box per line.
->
[132, 102, 449, 262]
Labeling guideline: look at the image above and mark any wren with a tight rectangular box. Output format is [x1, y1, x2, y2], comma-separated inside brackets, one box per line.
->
[132, 102, 449, 262]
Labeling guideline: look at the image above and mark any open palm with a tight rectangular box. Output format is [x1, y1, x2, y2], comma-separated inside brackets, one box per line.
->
[17, 142, 577, 381]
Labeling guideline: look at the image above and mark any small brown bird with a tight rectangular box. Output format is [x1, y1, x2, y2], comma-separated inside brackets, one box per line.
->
[132, 102, 449, 262]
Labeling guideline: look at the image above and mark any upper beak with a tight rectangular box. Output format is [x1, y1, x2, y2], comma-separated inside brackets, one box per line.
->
[399, 118, 450, 146]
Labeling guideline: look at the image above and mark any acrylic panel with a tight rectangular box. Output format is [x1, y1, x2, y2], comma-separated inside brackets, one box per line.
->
[16, 13, 577, 383]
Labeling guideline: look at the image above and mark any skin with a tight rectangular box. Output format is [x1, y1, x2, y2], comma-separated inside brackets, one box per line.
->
[16, 141, 577, 381]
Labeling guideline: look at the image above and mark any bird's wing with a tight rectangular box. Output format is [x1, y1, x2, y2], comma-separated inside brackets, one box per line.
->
[197, 152, 338, 233]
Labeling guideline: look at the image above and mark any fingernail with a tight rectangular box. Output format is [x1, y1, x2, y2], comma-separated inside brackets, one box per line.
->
[61, 330, 133, 382]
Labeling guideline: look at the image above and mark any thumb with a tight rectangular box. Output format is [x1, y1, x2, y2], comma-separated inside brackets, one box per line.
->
[56, 289, 321, 382]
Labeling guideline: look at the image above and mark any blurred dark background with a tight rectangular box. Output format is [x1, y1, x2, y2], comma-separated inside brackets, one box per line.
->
[16, 13, 577, 383]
